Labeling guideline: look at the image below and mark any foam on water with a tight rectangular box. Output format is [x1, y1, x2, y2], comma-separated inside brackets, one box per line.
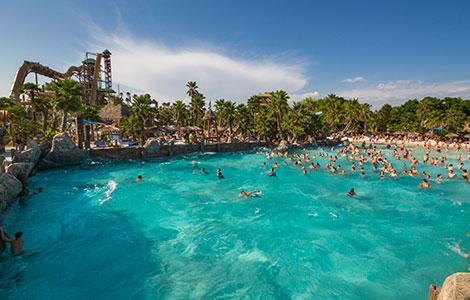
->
[99, 180, 117, 205]
[1, 147, 469, 299]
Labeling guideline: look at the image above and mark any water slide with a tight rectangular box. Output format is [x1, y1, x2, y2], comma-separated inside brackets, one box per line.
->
[9, 61, 82, 99]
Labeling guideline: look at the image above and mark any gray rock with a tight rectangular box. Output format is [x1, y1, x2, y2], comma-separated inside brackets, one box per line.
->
[11, 142, 41, 165]
[277, 140, 289, 151]
[39, 140, 52, 159]
[437, 272, 470, 300]
[41, 133, 88, 167]
[6, 162, 34, 178]
[26, 140, 38, 150]
[144, 138, 160, 156]
[0, 173, 23, 212]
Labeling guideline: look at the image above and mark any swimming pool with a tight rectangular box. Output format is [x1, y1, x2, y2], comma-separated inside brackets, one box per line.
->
[1, 146, 469, 299]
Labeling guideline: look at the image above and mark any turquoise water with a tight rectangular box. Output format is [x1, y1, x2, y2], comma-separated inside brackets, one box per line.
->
[1, 146, 469, 299]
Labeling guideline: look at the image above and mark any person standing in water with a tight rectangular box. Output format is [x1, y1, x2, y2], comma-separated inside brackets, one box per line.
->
[0, 227, 24, 256]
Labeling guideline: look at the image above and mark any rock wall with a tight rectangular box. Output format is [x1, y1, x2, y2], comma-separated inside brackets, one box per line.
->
[0, 173, 23, 212]
[90, 141, 266, 160]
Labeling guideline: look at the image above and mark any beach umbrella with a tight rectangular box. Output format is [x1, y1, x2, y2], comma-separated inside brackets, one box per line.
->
[464, 134, 470, 138]
[446, 133, 459, 138]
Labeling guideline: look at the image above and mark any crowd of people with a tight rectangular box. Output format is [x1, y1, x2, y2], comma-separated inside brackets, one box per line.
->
[260, 139, 469, 191]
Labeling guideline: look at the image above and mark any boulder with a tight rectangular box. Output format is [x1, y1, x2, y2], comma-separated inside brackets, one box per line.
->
[26, 140, 38, 150]
[39, 133, 88, 168]
[6, 162, 34, 178]
[437, 272, 470, 300]
[11, 140, 41, 165]
[277, 140, 289, 151]
[144, 138, 160, 157]
[38, 140, 52, 159]
[0, 173, 23, 212]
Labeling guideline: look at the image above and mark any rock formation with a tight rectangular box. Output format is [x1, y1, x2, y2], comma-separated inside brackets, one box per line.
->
[144, 138, 160, 157]
[11, 140, 41, 165]
[437, 272, 470, 300]
[277, 140, 289, 151]
[0, 173, 23, 212]
[38, 133, 88, 168]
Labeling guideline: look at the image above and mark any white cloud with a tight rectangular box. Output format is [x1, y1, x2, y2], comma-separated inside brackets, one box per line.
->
[337, 79, 470, 108]
[342, 76, 365, 83]
[290, 91, 321, 104]
[88, 31, 308, 103]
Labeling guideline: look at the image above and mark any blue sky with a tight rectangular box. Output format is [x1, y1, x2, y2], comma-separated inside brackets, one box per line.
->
[1, 0, 469, 108]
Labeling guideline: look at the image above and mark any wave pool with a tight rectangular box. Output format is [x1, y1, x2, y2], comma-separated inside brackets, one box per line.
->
[1, 147, 469, 299]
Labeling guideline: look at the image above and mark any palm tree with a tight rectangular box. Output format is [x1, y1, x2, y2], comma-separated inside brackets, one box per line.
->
[281, 102, 310, 143]
[247, 95, 261, 121]
[341, 98, 361, 134]
[359, 103, 372, 133]
[221, 101, 236, 136]
[189, 93, 205, 126]
[121, 115, 142, 142]
[45, 78, 84, 132]
[33, 96, 53, 132]
[186, 81, 199, 99]
[268, 90, 289, 139]
[172, 100, 187, 126]
[214, 99, 226, 126]
[255, 110, 276, 141]
[131, 94, 157, 145]
[18, 83, 40, 121]
[234, 104, 252, 139]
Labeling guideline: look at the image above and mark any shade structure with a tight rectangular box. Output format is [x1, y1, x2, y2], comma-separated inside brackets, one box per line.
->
[181, 126, 202, 131]
[99, 104, 131, 125]
[202, 109, 217, 121]
[446, 133, 459, 138]
[95, 125, 121, 134]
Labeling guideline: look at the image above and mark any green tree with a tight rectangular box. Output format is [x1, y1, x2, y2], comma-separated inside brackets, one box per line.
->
[189, 93, 205, 126]
[131, 94, 158, 145]
[186, 81, 199, 99]
[121, 115, 142, 142]
[214, 99, 226, 127]
[45, 78, 84, 132]
[247, 95, 261, 121]
[18, 83, 41, 121]
[221, 101, 236, 136]
[172, 100, 187, 126]
[268, 90, 289, 139]
[234, 103, 252, 139]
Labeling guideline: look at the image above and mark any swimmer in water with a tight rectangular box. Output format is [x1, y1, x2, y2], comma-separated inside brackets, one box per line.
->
[0, 227, 23, 256]
[262, 168, 276, 176]
[217, 168, 224, 178]
[347, 188, 357, 197]
[419, 179, 431, 189]
[135, 175, 143, 182]
[234, 190, 261, 199]
[448, 169, 456, 178]
[26, 187, 43, 194]
[192, 161, 198, 168]
[200, 168, 208, 174]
